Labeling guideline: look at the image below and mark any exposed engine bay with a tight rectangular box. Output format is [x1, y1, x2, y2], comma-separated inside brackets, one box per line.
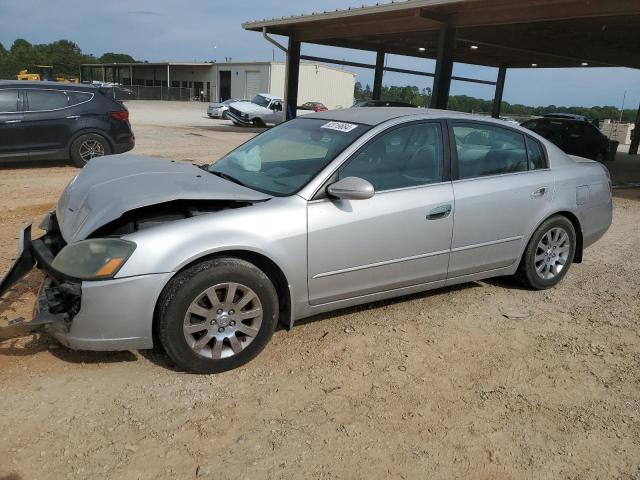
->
[90, 199, 256, 237]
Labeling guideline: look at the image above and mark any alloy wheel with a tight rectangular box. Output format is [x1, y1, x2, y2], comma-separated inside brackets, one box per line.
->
[183, 282, 263, 359]
[534, 227, 571, 280]
[78, 139, 105, 162]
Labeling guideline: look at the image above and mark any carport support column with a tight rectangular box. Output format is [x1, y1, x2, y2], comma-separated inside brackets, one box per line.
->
[372, 51, 385, 100]
[284, 37, 301, 120]
[492, 66, 507, 119]
[629, 103, 640, 155]
[430, 24, 455, 110]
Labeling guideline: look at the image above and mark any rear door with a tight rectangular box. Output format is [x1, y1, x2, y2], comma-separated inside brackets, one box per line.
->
[0, 88, 26, 159]
[448, 121, 554, 280]
[22, 89, 79, 158]
[307, 120, 454, 305]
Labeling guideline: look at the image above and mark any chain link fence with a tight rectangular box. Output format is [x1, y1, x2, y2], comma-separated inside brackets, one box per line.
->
[112, 85, 207, 102]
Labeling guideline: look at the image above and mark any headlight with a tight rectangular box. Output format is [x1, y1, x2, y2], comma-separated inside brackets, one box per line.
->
[51, 239, 136, 280]
[241, 113, 249, 118]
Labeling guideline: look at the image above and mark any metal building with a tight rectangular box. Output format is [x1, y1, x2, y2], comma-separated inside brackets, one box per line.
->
[79, 61, 355, 109]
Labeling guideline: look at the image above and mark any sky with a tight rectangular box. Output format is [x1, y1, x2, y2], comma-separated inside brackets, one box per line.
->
[1, 0, 639, 109]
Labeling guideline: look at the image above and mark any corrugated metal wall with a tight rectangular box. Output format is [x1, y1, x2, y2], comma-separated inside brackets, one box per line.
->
[270, 63, 355, 110]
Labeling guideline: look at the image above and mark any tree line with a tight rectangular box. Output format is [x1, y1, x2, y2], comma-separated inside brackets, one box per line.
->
[0, 39, 135, 80]
[354, 82, 638, 123]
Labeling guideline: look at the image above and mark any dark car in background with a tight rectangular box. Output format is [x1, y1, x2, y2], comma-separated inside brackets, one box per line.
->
[0, 81, 134, 167]
[521, 115, 609, 162]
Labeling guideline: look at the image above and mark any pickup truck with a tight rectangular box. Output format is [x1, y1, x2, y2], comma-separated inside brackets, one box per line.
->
[226, 93, 313, 127]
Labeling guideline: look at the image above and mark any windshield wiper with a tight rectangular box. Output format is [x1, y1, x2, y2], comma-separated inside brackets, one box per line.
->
[209, 170, 247, 187]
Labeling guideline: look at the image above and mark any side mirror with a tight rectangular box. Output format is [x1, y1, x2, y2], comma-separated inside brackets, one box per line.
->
[327, 176, 375, 200]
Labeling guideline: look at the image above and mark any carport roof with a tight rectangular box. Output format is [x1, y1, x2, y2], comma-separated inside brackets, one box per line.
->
[243, 0, 640, 69]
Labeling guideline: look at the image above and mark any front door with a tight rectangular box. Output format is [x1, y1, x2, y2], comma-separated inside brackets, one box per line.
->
[0, 88, 26, 160]
[307, 121, 453, 305]
[448, 121, 554, 279]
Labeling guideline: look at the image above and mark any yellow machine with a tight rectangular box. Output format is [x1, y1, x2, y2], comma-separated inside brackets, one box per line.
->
[16, 66, 78, 83]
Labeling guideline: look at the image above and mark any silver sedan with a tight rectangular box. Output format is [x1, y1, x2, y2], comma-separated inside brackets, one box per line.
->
[207, 98, 241, 119]
[0, 108, 612, 373]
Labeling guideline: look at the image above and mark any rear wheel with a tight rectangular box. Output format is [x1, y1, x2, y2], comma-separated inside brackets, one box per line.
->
[157, 257, 278, 374]
[516, 215, 576, 290]
[70, 133, 111, 167]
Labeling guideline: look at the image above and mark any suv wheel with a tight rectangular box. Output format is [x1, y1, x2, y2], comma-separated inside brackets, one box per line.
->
[70, 133, 112, 167]
[157, 257, 279, 374]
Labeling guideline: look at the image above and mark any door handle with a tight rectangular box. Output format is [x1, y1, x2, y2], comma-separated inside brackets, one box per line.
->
[531, 187, 548, 198]
[65, 115, 80, 119]
[427, 204, 452, 220]
[4, 119, 21, 124]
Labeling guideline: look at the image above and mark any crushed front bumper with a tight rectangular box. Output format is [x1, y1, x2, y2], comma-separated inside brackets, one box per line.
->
[0, 220, 80, 340]
[1, 215, 170, 350]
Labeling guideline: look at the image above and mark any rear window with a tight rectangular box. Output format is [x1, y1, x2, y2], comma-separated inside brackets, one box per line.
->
[26, 90, 68, 111]
[526, 137, 546, 170]
[67, 91, 93, 106]
[0, 89, 20, 112]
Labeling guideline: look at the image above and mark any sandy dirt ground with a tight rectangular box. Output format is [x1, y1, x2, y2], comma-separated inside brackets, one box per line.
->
[1, 102, 639, 480]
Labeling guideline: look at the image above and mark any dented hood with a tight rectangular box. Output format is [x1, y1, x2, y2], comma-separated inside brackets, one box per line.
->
[56, 154, 271, 243]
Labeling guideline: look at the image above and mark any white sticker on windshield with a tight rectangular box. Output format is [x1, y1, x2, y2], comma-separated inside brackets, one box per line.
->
[321, 121, 358, 133]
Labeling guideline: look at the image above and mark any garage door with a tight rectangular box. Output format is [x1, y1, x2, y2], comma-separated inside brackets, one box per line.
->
[245, 71, 261, 98]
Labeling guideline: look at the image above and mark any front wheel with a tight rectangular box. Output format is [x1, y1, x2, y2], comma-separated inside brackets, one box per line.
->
[157, 257, 279, 374]
[516, 215, 576, 290]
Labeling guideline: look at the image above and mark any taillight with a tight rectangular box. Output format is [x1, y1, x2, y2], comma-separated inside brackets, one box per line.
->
[109, 110, 129, 121]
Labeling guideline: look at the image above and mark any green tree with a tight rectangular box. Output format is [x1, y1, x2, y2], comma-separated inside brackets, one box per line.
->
[98, 52, 136, 63]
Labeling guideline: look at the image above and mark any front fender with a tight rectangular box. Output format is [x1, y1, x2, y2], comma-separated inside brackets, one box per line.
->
[114, 196, 308, 310]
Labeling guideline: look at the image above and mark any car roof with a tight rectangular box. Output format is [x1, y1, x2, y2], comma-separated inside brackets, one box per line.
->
[303, 107, 516, 127]
[256, 93, 281, 100]
[0, 80, 99, 91]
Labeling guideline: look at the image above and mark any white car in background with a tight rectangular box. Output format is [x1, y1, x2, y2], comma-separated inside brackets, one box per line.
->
[226, 93, 315, 127]
[226, 94, 285, 127]
[207, 98, 242, 119]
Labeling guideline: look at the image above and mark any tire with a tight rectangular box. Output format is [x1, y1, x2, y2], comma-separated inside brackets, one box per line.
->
[70, 133, 112, 167]
[516, 215, 576, 290]
[157, 257, 279, 374]
[252, 118, 265, 128]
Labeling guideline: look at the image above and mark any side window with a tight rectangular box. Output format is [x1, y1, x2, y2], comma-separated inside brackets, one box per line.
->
[453, 123, 528, 179]
[339, 122, 444, 191]
[526, 137, 546, 170]
[26, 90, 69, 111]
[566, 122, 584, 138]
[0, 89, 20, 112]
[67, 91, 93, 106]
[584, 124, 601, 138]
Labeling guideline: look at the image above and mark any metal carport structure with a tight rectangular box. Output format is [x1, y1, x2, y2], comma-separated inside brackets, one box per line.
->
[243, 0, 640, 154]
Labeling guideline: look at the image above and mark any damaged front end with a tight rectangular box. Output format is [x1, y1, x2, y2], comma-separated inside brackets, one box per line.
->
[0, 213, 81, 341]
[0, 198, 260, 346]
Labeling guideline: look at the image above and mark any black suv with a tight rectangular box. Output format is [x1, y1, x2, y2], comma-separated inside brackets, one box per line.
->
[520, 115, 609, 162]
[0, 81, 134, 166]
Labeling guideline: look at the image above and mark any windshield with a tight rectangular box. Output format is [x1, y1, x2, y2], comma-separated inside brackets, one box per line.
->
[208, 118, 371, 196]
[251, 95, 271, 108]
